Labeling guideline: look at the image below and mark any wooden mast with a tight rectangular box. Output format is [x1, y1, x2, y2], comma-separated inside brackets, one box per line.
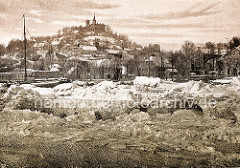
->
[23, 14, 27, 81]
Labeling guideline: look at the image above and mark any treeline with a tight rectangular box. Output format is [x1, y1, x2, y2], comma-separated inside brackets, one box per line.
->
[135, 36, 240, 77]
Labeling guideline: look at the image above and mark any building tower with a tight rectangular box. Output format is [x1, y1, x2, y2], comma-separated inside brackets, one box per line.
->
[85, 19, 90, 27]
[92, 13, 96, 25]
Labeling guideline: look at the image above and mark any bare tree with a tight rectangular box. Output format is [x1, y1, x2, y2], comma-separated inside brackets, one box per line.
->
[205, 42, 215, 70]
[0, 44, 6, 56]
[181, 41, 196, 74]
[229, 36, 240, 49]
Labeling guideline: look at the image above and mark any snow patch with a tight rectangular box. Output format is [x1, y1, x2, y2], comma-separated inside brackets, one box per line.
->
[53, 83, 73, 96]
[133, 76, 161, 87]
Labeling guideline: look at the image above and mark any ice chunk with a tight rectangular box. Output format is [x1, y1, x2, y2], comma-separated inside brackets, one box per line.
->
[133, 76, 160, 87]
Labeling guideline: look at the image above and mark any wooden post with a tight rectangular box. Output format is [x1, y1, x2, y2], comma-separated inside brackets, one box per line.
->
[23, 14, 27, 81]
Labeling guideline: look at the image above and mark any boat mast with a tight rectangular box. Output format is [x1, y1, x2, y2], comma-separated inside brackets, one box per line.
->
[23, 14, 27, 81]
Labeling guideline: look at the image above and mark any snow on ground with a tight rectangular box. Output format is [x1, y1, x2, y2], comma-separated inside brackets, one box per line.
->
[3, 76, 240, 105]
[133, 76, 161, 87]
[32, 87, 53, 97]
[50, 67, 60, 72]
[2, 76, 240, 114]
[53, 83, 73, 96]
[67, 81, 135, 101]
[2, 77, 240, 167]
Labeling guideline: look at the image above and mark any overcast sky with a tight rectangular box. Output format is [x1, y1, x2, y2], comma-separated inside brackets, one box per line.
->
[0, 0, 240, 50]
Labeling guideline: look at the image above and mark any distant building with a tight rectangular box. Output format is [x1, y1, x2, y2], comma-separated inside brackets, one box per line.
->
[80, 45, 97, 57]
[55, 52, 68, 63]
[218, 46, 240, 77]
[106, 49, 122, 58]
[191, 47, 226, 76]
[61, 44, 72, 53]
[85, 14, 107, 34]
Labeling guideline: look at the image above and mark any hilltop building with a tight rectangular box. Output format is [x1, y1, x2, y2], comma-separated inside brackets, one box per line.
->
[85, 14, 107, 34]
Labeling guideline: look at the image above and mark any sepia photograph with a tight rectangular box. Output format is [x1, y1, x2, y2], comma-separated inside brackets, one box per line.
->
[0, 0, 240, 167]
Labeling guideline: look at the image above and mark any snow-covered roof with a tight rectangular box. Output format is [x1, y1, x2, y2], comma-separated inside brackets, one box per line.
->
[56, 52, 68, 58]
[83, 35, 115, 43]
[68, 56, 75, 60]
[115, 46, 122, 50]
[123, 53, 134, 60]
[109, 45, 114, 49]
[95, 59, 112, 67]
[124, 48, 131, 51]
[85, 32, 92, 35]
[13, 63, 21, 67]
[68, 67, 76, 75]
[68, 56, 92, 62]
[145, 56, 155, 62]
[96, 53, 107, 57]
[106, 49, 120, 55]
[81, 54, 92, 57]
[63, 44, 71, 48]
[50, 67, 60, 72]
[68, 56, 91, 61]
[27, 60, 35, 65]
[80, 45, 97, 51]
[166, 68, 178, 73]
[50, 64, 61, 69]
[51, 41, 60, 45]
[73, 30, 78, 34]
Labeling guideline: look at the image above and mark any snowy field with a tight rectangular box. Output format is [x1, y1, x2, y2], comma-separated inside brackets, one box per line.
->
[1, 77, 240, 167]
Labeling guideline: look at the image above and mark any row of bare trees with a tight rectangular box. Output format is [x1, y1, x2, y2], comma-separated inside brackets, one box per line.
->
[135, 36, 240, 77]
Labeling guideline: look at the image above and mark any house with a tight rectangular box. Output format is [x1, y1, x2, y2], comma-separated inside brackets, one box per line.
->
[218, 46, 240, 77]
[61, 44, 72, 54]
[49, 64, 62, 72]
[122, 51, 134, 60]
[106, 49, 122, 58]
[55, 52, 68, 63]
[124, 48, 133, 54]
[51, 40, 60, 50]
[191, 47, 227, 77]
[80, 45, 97, 57]
[115, 46, 123, 50]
